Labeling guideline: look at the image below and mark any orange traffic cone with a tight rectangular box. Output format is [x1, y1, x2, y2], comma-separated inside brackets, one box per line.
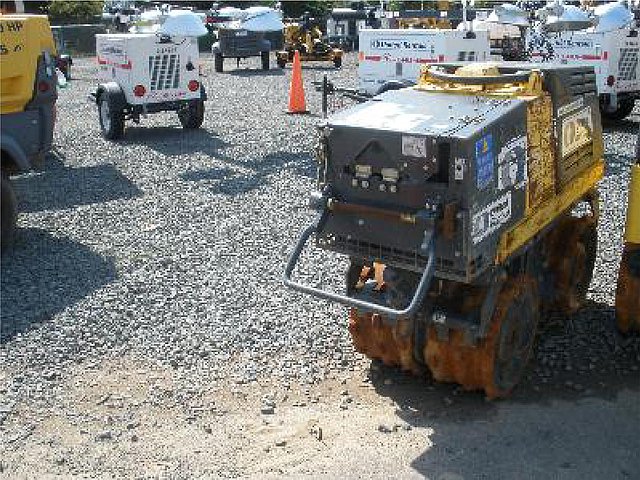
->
[287, 50, 309, 114]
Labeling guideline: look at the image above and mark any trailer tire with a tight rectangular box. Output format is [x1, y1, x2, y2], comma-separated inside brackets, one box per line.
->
[1, 175, 17, 253]
[261, 51, 270, 70]
[601, 97, 636, 122]
[214, 53, 224, 73]
[178, 99, 205, 129]
[98, 91, 125, 140]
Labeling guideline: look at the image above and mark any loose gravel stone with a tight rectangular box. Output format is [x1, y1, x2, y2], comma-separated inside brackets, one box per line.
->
[260, 406, 275, 415]
[95, 431, 112, 442]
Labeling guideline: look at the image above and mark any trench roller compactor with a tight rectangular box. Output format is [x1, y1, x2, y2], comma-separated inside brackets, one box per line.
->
[284, 62, 614, 398]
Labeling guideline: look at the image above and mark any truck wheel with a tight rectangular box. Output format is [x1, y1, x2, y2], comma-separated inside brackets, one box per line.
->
[178, 99, 205, 129]
[214, 53, 223, 73]
[1, 175, 17, 253]
[333, 56, 342, 68]
[600, 97, 636, 122]
[261, 51, 270, 70]
[98, 92, 125, 140]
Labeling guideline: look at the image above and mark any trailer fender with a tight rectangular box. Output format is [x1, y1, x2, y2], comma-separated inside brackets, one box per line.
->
[95, 82, 126, 110]
[0, 135, 31, 172]
[375, 80, 415, 96]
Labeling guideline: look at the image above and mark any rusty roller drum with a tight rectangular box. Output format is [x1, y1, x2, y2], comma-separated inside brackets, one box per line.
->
[424, 276, 539, 399]
[346, 263, 421, 375]
[347, 262, 540, 399]
[542, 212, 598, 314]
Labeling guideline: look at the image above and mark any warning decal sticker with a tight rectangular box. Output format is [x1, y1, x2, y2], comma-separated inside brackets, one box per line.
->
[471, 191, 512, 245]
[475, 133, 494, 190]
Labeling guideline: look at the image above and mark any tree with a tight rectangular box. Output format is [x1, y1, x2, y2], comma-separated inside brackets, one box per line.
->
[48, 0, 104, 24]
[281, 1, 336, 19]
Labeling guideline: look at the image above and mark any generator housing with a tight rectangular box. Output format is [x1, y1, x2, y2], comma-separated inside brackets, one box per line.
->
[96, 33, 203, 109]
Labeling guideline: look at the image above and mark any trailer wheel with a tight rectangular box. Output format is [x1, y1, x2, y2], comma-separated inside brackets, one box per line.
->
[601, 97, 636, 122]
[178, 99, 205, 129]
[98, 91, 125, 140]
[261, 51, 270, 70]
[333, 56, 342, 68]
[1, 175, 17, 253]
[214, 53, 224, 73]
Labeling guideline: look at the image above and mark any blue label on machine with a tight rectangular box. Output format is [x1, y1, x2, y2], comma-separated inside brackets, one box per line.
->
[475, 134, 494, 190]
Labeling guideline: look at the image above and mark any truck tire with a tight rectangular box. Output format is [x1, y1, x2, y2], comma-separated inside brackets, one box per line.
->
[333, 56, 342, 68]
[1, 175, 17, 253]
[215, 53, 223, 73]
[261, 51, 270, 70]
[601, 97, 636, 122]
[98, 91, 125, 140]
[178, 99, 205, 129]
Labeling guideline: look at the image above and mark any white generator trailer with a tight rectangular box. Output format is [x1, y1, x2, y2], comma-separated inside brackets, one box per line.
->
[358, 28, 491, 95]
[527, 2, 639, 121]
[92, 11, 207, 139]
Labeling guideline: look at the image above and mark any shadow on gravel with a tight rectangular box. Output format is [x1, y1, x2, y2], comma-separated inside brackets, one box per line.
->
[0, 228, 116, 342]
[11, 157, 142, 213]
[365, 300, 640, 478]
[226, 69, 285, 77]
[369, 300, 639, 410]
[605, 154, 636, 176]
[602, 117, 639, 133]
[180, 151, 314, 196]
[120, 127, 230, 159]
[300, 64, 342, 72]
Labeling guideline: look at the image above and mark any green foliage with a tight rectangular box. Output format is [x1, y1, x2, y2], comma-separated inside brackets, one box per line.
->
[48, 0, 104, 22]
[281, 1, 336, 19]
[386, 1, 403, 11]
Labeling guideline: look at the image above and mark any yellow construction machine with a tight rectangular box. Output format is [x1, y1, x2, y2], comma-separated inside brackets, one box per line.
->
[616, 127, 640, 333]
[285, 61, 639, 398]
[1, 14, 58, 251]
[276, 22, 343, 68]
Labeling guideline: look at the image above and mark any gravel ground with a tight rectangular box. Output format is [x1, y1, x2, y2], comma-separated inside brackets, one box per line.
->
[2, 54, 359, 387]
[1, 53, 639, 478]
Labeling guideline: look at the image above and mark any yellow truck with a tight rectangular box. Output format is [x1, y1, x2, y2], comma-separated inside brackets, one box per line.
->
[0, 14, 58, 251]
